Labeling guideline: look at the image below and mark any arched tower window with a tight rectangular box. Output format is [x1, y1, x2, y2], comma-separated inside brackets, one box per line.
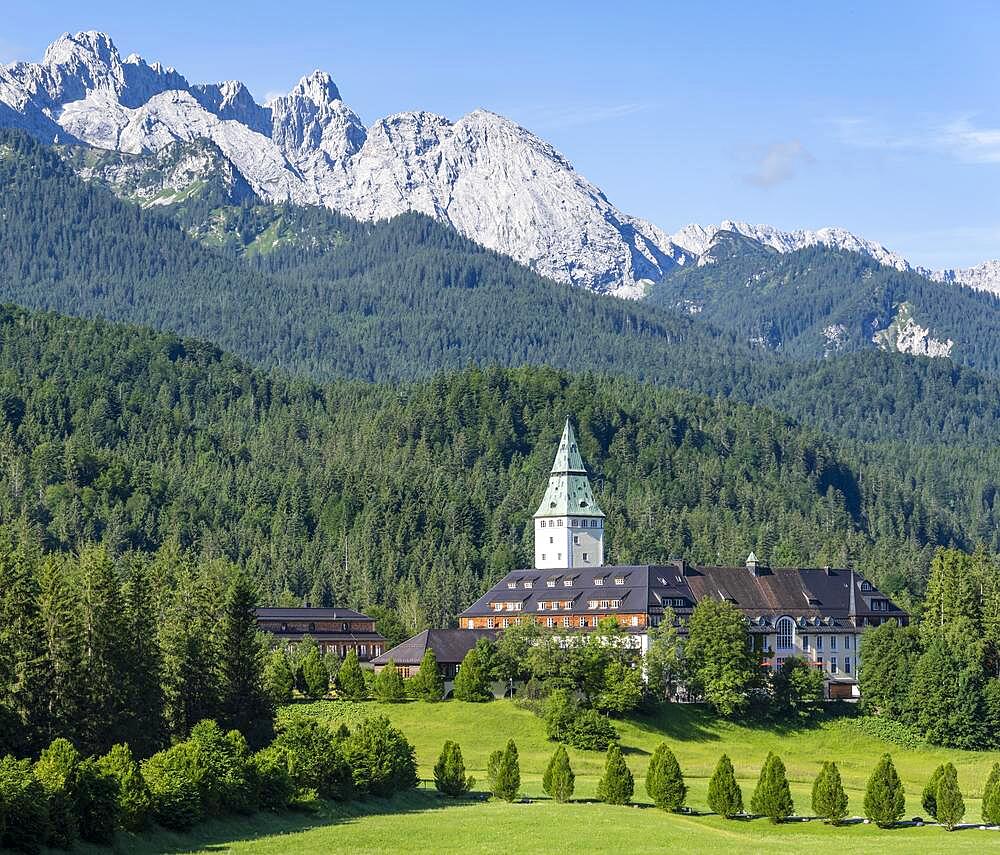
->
[776, 617, 794, 650]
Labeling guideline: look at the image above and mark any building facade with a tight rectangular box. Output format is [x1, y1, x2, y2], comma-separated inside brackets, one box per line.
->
[371, 628, 503, 696]
[457, 419, 908, 698]
[255, 607, 386, 663]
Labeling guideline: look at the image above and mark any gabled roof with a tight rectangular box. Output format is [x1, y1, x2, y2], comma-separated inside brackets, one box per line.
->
[371, 628, 498, 667]
[256, 607, 372, 621]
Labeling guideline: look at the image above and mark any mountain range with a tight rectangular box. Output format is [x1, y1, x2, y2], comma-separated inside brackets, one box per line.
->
[1, 30, 997, 302]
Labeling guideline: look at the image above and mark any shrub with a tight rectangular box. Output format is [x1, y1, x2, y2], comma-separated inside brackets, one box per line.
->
[863, 753, 905, 829]
[98, 743, 152, 832]
[409, 650, 445, 702]
[343, 716, 418, 797]
[0, 756, 48, 854]
[272, 715, 353, 800]
[750, 752, 793, 823]
[594, 661, 644, 717]
[249, 746, 295, 811]
[302, 648, 330, 700]
[187, 720, 256, 815]
[983, 762, 1000, 825]
[453, 647, 493, 702]
[645, 743, 686, 812]
[596, 744, 633, 805]
[848, 716, 925, 749]
[811, 761, 848, 825]
[434, 741, 474, 797]
[373, 661, 406, 702]
[141, 745, 203, 831]
[33, 737, 81, 848]
[922, 763, 945, 819]
[935, 763, 964, 831]
[74, 757, 118, 845]
[487, 740, 520, 802]
[337, 650, 367, 700]
[264, 648, 295, 704]
[707, 753, 743, 818]
[543, 690, 618, 751]
[542, 745, 574, 803]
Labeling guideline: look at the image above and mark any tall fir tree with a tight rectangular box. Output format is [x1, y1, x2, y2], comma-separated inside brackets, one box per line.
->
[645, 743, 686, 812]
[922, 763, 945, 819]
[542, 744, 575, 803]
[935, 763, 964, 831]
[337, 649, 367, 700]
[982, 762, 1000, 825]
[433, 741, 473, 797]
[596, 743, 634, 805]
[453, 646, 492, 702]
[373, 660, 406, 702]
[811, 761, 848, 824]
[409, 649, 445, 701]
[750, 752, 793, 823]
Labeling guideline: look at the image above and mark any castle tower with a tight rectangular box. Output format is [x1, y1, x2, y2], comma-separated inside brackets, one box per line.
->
[533, 418, 605, 569]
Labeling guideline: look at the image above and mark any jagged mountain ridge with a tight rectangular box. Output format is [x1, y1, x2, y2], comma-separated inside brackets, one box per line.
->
[2, 31, 997, 299]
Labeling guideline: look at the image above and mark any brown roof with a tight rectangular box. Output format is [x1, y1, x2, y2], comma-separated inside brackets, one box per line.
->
[371, 628, 499, 667]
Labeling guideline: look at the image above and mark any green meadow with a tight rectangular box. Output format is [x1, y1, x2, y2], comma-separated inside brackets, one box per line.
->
[79, 701, 1000, 854]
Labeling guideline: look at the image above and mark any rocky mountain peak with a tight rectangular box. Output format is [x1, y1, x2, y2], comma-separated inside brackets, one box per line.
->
[42, 31, 119, 69]
[288, 70, 341, 105]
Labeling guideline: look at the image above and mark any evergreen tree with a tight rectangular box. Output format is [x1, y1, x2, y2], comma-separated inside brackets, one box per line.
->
[922, 763, 945, 819]
[264, 648, 295, 704]
[542, 744, 575, 803]
[453, 646, 492, 702]
[811, 761, 848, 824]
[645, 743, 686, 812]
[302, 648, 331, 699]
[343, 715, 418, 797]
[707, 753, 743, 818]
[373, 661, 406, 702]
[33, 737, 82, 848]
[0, 756, 49, 855]
[596, 743, 634, 805]
[863, 753, 906, 828]
[218, 573, 274, 746]
[434, 740, 474, 797]
[750, 752, 793, 823]
[935, 763, 964, 831]
[409, 649, 445, 701]
[982, 762, 1000, 825]
[337, 650, 367, 700]
[488, 740, 520, 802]
[97, 743, 152, 832]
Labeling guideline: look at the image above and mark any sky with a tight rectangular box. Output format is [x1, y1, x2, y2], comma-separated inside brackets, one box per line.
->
[2, 1, 998, 268]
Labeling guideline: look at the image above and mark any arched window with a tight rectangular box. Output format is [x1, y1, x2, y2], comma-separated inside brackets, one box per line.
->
[776, 617, 794, 650]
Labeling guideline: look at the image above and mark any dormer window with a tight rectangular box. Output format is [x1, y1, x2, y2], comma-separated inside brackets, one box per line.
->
[614, 576, 625, 585]
[594, 577, 604, 586]
[547, 580, 556, 588]
[563, 579, 573, 587]
[493, 602, 503, 611]
[507, 582, 517, 589]
[610, 599, 621, 608]
[588, 599, 598, 609]
[860, 580, 873, 592]
[523, 581, 533, 589]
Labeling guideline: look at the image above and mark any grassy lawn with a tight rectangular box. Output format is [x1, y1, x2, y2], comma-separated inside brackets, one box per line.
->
[82, 701, 1000, 854]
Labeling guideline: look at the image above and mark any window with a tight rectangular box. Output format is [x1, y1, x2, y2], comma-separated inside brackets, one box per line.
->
[547, 580, 555, 588]
[583, 553, 590, 563]
[588, 600, 598, 609]
[844, 657, 851, 674]
[360, 645, 367, 656]
[557, 553, 562, 561]
[801, 635, 809, 650]
[563, 601, 572, 610]
[564, 579, 573, 587]
[845, 636, 852, 650]
[523, 581, 533, 589]
[600, 599, 610, 609]
[776, 617, 794, 650]
[630, 615, 639, 627]
[562, 617, 570, 628]
[507, 582, 516, 589]
[557, 519, 563, 527]
[830, 657, 838, 674]
[830, 635, 838, 651]
[541, 554, 546, 561]
[280, 623, 288, 632]
[860, 580, 873, 592]
[502, 617, 510, 628]
[549, 536, 554, 544]
[308, 622, 316, 632]
[610, 600, 621, 608]
[614, 576, 625, 585]
[573, 536, 580, 545]
[493, 603, 503, 611]
[776, 657, 786, 670]
[816, 636, 824, 651]
[538, 602, 546, 611]
[871, 599, 889, 612]
[540, 520, 547, 528]
[594, 577, 604, 586]
[579, 617, 587, 627]
[486, 617, 494, 628]
[817, 656, 824, 668]
[546, 617, 554, 628]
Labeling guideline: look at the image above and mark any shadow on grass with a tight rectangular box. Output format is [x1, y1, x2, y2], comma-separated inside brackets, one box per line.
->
[97, 789, 481, 855]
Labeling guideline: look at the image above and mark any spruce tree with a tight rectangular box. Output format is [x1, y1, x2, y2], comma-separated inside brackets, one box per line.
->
[863, 753, 906, 828]
[542, 745, 575, 803]
[434, 740, 474, 796]
[373, 660, 406, 702]
[488, 740, 520, 802]
[453, 646, 492, 702]
[750, 752, 793, 823]
[707, 753, 743, 818]
[302, 648, 331, 699]
[337, 649, 367, 700]
[922, 763, 945, 819]
[811, 760, 848, 824]
[645, 742, 686, 811]
[218, 573, 274, 745]
[596, 743, 634, 805]
[935, 763, 964, 831]
[409, 649, 445, 701]
[983, 762, 1000, 825]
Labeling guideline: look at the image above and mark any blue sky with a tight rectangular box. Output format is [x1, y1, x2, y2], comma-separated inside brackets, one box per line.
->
[3, 1, 998, 268]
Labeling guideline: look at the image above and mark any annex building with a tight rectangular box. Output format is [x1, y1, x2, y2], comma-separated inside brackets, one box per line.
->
[457, 419, 908, 698]
[255, 607, 386, 663]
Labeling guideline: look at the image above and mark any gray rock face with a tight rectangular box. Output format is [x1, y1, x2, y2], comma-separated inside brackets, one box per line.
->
[2, 31, 996, 297]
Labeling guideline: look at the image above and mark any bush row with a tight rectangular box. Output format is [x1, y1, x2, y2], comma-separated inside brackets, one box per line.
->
[0, 715, 417, 853]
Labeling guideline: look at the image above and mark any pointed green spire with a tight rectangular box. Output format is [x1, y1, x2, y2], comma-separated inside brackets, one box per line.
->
[534, 419, 604, 518]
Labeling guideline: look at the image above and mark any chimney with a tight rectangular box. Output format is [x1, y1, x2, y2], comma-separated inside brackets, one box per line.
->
[746, 552, 761, 576]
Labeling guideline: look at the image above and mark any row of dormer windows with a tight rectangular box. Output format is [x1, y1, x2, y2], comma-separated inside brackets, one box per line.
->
[538, 518, 602, 528]
[538, 600, 574, 610]
[587, 599, 622, 609]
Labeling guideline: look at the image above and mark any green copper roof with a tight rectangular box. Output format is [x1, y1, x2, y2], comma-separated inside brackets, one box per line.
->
[534, 419, 605, 518]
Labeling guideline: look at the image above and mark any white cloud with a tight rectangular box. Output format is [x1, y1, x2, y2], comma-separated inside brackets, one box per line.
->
[744, 140, 813, 187]
[519, 102, 650, 130]
[831, 114, 1000, 164]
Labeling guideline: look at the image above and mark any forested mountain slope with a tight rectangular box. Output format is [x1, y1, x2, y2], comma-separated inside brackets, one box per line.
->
[648, 232, 1000, 370]
[1, 305, 999, 625]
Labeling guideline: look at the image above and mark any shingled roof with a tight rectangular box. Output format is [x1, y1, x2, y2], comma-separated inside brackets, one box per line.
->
[371, 628, 498, 667]
[256, 607, 372, 621]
